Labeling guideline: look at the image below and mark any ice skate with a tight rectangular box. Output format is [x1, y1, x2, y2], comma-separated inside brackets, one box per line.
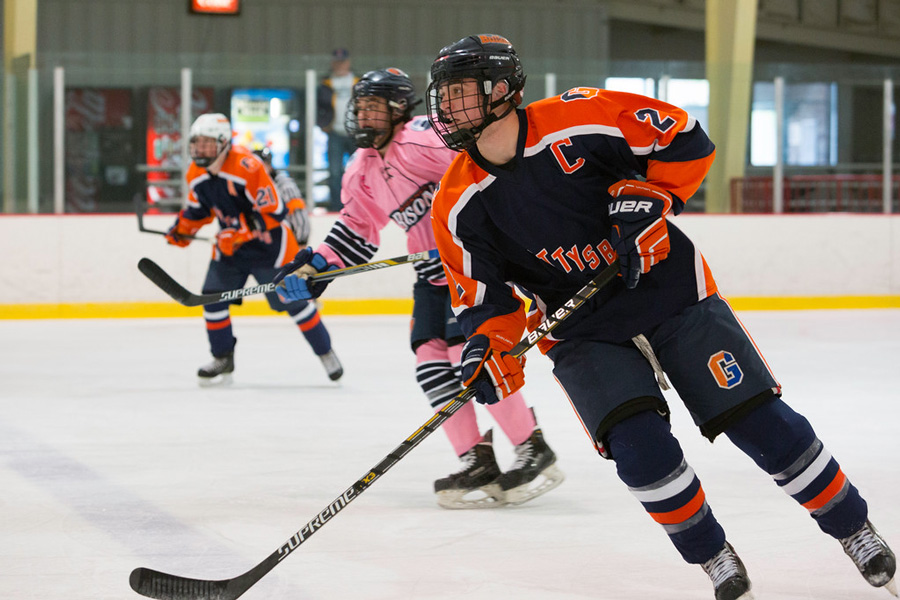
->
[701, 542, 754, 600]
[318, 349, 343, 381]
[840, 520, 897, 596]
[496, 424, 564, 506]
[434, 430, 504, 509]
[197, 352, 234, 387]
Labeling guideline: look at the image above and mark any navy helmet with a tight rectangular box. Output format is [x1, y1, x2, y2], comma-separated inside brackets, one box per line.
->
[345, 68, 420, 149]
[426, 34, 526, 151]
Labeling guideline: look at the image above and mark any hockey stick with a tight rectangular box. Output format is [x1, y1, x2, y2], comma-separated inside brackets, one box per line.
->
[138, 249, 441, 307]
[135, 196, 210, 242]
[129, 259, 620, 600]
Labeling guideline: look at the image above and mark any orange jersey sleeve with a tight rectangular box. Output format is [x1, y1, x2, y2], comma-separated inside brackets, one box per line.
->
[526, 89, 715, 207]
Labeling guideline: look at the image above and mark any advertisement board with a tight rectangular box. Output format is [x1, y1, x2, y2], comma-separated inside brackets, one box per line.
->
[145, 87, 214, 208]
[230, 88, 299, 170]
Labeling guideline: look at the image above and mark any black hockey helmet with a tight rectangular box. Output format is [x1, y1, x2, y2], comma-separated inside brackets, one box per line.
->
[426, 34, 526, 151]
[345, 68, 420, 150]
[252, 145, 273, 166]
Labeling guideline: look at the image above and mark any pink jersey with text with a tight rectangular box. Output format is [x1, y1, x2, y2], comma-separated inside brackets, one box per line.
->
[315, 116, 455, 285]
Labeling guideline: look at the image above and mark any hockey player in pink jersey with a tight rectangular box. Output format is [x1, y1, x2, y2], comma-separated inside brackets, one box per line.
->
[274, 68, 564, 508]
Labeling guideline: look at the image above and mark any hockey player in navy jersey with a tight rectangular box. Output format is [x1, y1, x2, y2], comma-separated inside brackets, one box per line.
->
[165, 113, 343, 385]
[426, 34, 896, 600]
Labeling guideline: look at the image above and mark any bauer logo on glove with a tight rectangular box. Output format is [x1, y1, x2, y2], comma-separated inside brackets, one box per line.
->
[607, 179, 677, 289]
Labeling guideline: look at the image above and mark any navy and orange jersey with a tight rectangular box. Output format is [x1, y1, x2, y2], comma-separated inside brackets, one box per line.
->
[431, 88, 720, 352]
[180, 145, 297, 265]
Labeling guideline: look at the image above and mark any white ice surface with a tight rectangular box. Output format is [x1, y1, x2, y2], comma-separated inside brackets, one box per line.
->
[1, 310, 898, 600]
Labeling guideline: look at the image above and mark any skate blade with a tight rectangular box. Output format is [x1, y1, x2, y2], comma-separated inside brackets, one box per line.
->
[435, 484, 506, 510]
[504, 464, 565, 506]
[198, 373, 233, 388]
[884, 577, 898, 597]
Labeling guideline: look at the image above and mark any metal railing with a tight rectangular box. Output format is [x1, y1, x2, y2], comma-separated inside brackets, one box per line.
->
[731, 174, 900, 213]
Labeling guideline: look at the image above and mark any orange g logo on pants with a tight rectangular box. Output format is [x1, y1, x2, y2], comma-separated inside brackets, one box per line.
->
[708, 350, 743, 389]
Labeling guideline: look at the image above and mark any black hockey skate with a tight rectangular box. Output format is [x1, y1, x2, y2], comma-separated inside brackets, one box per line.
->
[496, 423, 565, 506]
[318, 349, 343, 381]
[701, 542, 754, 600]
[197, 352, 234, 387]
[434, 430, 504, 509]
[840, 520, 898, 596]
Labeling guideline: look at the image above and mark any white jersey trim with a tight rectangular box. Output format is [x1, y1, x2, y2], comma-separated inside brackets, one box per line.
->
[187, 173, 211, 209]
[217, 171, 247, 187]
[275, 223, 289, 267]
[522, 114, 699, 158]
[523, 124, 624, 158]
[694, 249, 708, 300]
[631, 114, 699, 155]
[446, 175, 497, 314]
[684, 115, 697, 132]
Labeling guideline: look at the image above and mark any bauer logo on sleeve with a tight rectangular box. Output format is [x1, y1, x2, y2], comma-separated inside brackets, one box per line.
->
[708, 350, 743, 389]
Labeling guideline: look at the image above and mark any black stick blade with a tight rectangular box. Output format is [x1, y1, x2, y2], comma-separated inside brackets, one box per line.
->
[138, 258, 194, 306]
[130, 567, 236, 600]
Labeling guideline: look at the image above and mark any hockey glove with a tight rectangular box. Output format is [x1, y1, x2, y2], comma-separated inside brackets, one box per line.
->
[285, 198, 311, 246]
[607, 180, 674, 289]
[217, 214, 256, 257]
[460, 334, 526, 405]
[274, 247, 338, 302]
[165, 216, 201, 247]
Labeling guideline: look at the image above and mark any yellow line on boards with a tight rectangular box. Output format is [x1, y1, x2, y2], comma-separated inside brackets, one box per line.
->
[727, 296, 900, 311]
[0, 296, 898, 320]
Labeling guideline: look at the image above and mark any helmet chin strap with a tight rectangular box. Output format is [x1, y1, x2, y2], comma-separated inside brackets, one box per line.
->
[374, 119, 402, 150]
[353, 125, 395, 150]
[351, 128, 380, 148]
[444, 99, 516, 151]
[354, 110, 406, 150]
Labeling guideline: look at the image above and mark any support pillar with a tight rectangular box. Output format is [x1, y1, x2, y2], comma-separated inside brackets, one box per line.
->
[3, 0, 39, 213]
[705, 0, 757, 213]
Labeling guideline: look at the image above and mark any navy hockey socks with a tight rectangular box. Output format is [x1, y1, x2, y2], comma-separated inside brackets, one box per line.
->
[289, 301, 331, 356]
[608, 410, 727, 564]
[725, 398, 868, 539]
[204, 303, 236, 357]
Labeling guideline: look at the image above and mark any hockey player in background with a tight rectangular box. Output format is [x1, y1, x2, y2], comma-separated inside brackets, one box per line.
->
[273, 68, 564, 509]
[426, 34, 896, 599]
[165, 113, 343, 385]
[252, 145, 311, 251]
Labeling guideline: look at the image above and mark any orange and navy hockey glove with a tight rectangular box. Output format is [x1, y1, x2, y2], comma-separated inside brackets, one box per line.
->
[165, 215, 206, 247]
[460, 334, 526, 405]
[607, 180, 675, 289]
[217, 214, 256, 256]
